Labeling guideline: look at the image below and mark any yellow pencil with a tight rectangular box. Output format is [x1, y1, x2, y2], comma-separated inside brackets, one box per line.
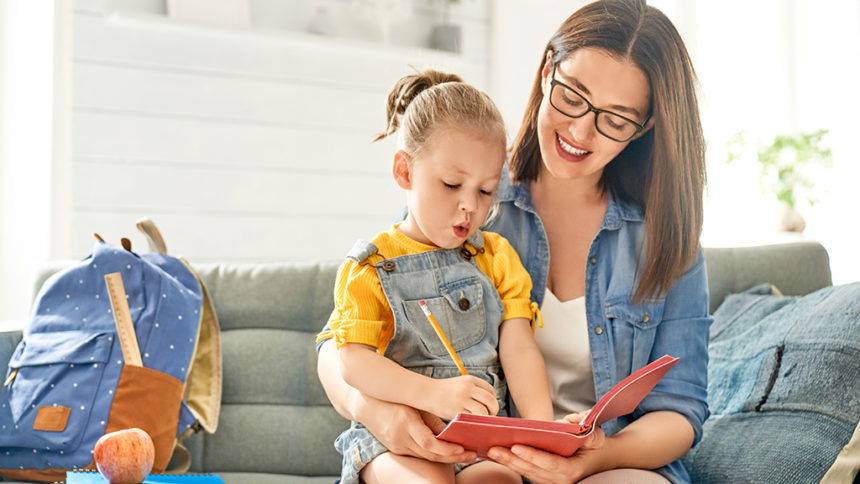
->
[419, 300, 469, 376]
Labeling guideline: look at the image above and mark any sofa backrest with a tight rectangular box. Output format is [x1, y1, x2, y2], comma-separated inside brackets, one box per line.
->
[703, 241, 831, 313]
[20, 241, 833, 477]
[183, 261, 345, 476]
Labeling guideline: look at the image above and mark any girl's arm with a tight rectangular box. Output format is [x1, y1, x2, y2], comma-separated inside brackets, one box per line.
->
[317, 340, 476, 463]
[339, 342, 499, 420]
[498, 317, 554, 421]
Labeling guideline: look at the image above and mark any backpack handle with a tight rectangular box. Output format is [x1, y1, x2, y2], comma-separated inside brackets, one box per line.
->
[136, 218, 168, 255]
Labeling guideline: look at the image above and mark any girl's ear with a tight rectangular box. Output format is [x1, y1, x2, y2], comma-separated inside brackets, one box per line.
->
[540, 50, 554, 95]
[392, 150, 413, 189]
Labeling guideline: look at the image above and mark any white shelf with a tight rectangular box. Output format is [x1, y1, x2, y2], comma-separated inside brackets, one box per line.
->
[104, 11, 474, 65]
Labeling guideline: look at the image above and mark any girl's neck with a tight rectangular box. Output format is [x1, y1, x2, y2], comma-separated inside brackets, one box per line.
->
[530, 169, 606, 212]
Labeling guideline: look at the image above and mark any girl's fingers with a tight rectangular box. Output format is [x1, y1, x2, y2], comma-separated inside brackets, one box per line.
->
[473, 387, 500, 415]
[464, 400, 492, 416]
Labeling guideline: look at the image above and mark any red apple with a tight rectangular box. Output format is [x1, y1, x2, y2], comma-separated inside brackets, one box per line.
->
[93, 428, 155, 484]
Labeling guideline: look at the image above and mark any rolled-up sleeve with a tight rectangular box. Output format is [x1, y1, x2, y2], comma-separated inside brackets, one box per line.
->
[314, 260, 390, 351]
[486, 234, 541, 326]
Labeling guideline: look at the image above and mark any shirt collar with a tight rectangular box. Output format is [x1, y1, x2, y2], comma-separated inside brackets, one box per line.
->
[496, 168, 537, 213]
[496, 168, 644, 230]
[602, 190, 644, 230]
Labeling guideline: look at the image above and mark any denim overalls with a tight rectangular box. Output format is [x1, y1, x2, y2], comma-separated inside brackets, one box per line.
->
[334, 231, 508, 484]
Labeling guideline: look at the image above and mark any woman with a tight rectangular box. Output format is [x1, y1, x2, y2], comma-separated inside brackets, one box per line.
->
[317, 0, 710, 482]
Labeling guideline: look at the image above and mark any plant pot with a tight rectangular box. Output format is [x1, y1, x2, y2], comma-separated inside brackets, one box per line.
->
[430, 24, 461, 53]
[779, 204, 806, 233]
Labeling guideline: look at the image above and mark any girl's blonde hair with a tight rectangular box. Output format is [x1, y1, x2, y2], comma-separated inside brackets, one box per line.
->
[375, 69, 506, 156]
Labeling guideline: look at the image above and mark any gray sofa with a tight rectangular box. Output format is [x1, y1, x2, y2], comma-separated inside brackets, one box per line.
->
[0, 242, 834, 483]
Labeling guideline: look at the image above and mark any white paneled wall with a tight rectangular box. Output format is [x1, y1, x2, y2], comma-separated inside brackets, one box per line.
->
[69, 0, 490, 263]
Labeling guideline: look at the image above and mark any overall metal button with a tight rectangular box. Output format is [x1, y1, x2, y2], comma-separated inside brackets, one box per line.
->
[381, 260, 396, 272]
[459, 298, 471, 310]
[642, 312, 650, 323]
[594, 327, 604, 335]
[460, 248, 472, 260]
[589, 257, 597, 265]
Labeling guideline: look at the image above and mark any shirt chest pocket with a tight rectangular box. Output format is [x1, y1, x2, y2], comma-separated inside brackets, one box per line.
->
[604, 299, 666, 371]
[604, 299, 665, 330]
[402, 277, 487, 357]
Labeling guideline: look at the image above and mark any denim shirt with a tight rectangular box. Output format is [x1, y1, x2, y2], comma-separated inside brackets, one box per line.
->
[485, 174, 711, 484]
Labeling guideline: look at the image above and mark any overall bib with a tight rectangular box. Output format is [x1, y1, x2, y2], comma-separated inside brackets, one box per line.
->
[334, 232, 508, 483]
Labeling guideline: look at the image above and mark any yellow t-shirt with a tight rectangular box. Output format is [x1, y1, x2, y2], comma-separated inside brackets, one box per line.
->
[316, 225, 540, 354]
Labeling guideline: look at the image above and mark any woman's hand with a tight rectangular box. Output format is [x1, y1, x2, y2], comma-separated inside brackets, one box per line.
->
[357, 395, 477, 464]
[486, 426, 607, 484]
[557, 409, 591, 425]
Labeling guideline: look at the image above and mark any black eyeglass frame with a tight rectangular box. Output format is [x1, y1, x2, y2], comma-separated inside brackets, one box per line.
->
[548, 64, 649, 143]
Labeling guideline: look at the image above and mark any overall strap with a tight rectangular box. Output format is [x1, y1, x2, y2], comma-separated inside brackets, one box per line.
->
[466, 230, 485, 250]
[346, 239, 379, 263]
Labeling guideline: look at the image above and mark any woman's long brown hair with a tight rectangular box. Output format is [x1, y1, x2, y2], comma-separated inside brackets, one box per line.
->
[510, 0, 705, 303]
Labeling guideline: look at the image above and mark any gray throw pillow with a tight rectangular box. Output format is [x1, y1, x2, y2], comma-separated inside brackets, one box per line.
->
[683, 283, 860, 483]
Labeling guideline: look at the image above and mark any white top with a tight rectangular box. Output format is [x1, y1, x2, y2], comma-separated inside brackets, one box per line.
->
[533, 288, 596, 420]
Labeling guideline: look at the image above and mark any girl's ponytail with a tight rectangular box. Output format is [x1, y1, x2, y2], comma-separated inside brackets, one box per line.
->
[375, 70, 463, 142]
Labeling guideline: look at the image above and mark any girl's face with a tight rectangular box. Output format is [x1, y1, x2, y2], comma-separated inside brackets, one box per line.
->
[536, 47, 652, 184]
[395, 128, 505, 249]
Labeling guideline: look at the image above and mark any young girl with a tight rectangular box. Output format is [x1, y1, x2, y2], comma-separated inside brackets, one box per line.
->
[315, 70, 553, 484]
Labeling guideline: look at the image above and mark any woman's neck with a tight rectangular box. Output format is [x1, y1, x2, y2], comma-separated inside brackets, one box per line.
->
[530, 170, 606, 213]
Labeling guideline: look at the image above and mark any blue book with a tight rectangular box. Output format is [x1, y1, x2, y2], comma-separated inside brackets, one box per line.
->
[66, 470, 226, 483]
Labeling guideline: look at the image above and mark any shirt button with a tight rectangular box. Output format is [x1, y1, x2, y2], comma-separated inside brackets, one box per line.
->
[589, 257, 597, 265]
[643, 313, 650, 323]
[459, 298, 471, 310]
[594, 327, 604, 335]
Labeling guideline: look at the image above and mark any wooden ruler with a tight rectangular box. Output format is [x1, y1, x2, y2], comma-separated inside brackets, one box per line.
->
[104, 272, 143, 367]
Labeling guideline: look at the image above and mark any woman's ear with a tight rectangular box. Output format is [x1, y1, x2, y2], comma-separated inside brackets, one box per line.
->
[540, 50, 554, 95]
[392, 150, 413, 189]
[631, 118, 656, 142]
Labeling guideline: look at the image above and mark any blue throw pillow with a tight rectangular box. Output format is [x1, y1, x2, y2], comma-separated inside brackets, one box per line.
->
[683, 283, 860, 483]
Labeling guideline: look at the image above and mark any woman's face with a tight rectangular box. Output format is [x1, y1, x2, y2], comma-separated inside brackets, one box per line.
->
[536, 47, 652, 184]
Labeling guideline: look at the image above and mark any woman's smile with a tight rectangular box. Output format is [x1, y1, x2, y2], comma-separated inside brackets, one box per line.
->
[556, 133, 592, 162]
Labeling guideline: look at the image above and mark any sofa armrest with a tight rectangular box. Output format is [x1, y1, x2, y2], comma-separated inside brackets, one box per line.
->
[704, 241, 832, 314]
[0, 329, 23, 377]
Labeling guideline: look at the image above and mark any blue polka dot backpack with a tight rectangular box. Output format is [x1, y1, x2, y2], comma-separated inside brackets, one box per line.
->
[0, 218, 222, 482]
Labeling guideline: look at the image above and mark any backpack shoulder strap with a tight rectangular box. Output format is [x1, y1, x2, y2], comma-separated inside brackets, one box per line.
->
[137, 217, 222, 434]
[179, 259, 222, 434]
[136, 217, 168, 255]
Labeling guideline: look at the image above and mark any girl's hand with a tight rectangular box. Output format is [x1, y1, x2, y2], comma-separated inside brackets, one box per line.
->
[428, 375, 499, 419]
[358, 397, 477, 464]
[486, 426, 607, 484]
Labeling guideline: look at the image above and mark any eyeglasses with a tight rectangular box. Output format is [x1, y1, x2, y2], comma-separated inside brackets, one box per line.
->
[548, 64, 648, 143]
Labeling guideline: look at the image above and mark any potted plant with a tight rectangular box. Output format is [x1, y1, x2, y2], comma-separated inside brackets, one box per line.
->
[726, 129, 832, 232]
[430, 0, 462, 53]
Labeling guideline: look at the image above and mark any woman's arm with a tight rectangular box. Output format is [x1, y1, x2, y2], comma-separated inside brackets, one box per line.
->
[487, 250, 711, 482]
[487, 411, 693, 483]
[339, 342, 499, 419]
[316, 339, 477, 463]
[499, 317, 553, 421]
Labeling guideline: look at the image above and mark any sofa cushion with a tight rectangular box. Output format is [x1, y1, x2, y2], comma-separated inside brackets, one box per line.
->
[181, 261, 348, 478]
[684, 283, 860, 482]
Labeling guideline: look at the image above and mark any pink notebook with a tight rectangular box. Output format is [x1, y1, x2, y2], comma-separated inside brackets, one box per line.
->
[436, 355, 679, 457]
